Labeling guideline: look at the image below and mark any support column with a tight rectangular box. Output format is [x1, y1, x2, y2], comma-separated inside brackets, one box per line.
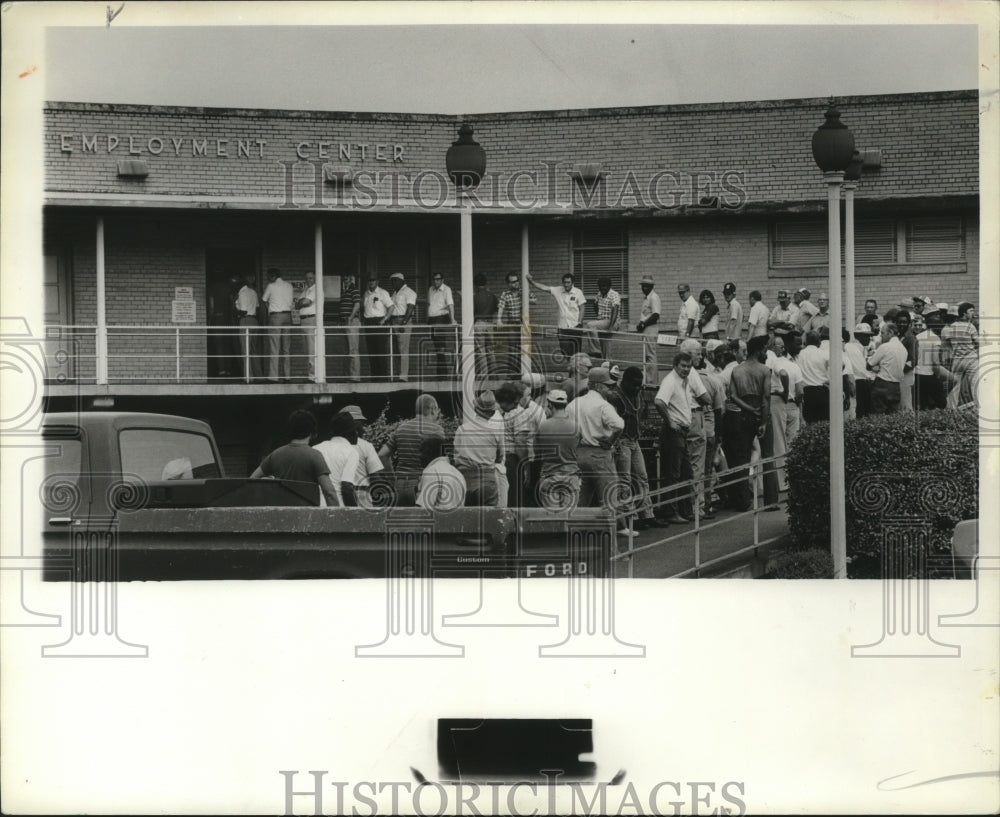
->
[96, 216, 108, 385]
[844, 182, 857, 334]
[521, 222, 531, 377]
[825, 171, 847, 579]
[314, 220, 326, 383]
[460, 196, 475, 424]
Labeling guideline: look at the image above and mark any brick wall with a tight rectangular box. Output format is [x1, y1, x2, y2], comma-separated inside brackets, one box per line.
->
[45, 91, 978, 210]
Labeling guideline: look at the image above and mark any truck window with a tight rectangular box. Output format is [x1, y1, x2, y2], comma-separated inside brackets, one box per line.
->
[119, 429, 220, 482]
[42, 427, 84, 510]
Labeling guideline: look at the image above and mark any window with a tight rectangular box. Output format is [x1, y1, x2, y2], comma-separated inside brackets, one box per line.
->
[771, 215, 964, 267]
[119, 429, 220, 482]
[906, 217, 966, 263]
[572, 227, 629, 319]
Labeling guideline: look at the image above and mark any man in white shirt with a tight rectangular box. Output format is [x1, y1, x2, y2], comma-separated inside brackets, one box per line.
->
[797, 331, 830, 423]
[427, 273, 456, 377]
[295, 271, 322, 382]
[262, 267, 294, 382]
[766, 336, 803, 490]
[636, 275, 662, 387]
[528, 271, 586, 358]
[415, 437, 467, 511]
[767, 289, 799, 342]
[676, 283, 700, 339]
[914, 305, 947, 410]
[312, 413, 360, 507]
[234, 273, 264, 381]
[845, 323, 875, 418]
[746, 290, 769, 338]
[453, 390, 505, 506]
[387, 272, 417, 382]
[361, 275, 393, 380]
[654, 350, 710, 523]
[868, 322, 908, 414]
[722, 282, 743, 341]
[566, 367, 625, 513]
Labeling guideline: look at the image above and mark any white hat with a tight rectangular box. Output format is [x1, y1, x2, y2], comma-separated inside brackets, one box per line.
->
[547, 389, 568, 406]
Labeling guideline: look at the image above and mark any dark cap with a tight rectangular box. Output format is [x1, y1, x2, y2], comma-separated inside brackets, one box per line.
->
[722, 282, 736, 296]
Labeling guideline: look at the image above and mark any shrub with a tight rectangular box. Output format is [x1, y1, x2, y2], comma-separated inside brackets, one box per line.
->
[763, 548, 834, 579]
[785, 408, 978, 578]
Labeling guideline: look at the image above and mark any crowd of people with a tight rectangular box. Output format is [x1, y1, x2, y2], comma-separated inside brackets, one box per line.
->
[250, 278, 980, 538]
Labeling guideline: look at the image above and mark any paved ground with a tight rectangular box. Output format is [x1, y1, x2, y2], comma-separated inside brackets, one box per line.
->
[613, 492, 791, 578]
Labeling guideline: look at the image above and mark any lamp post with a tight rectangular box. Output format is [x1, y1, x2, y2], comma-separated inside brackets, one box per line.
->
[446, 124, 486, 424]
[811, 104, 856, 580]
[843, 151, 863, 334]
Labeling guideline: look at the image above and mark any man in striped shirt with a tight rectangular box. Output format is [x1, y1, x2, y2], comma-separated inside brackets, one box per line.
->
[495, 272, 523, 376]
[378, 394, 445, 505]
[583, 276, 621, 360]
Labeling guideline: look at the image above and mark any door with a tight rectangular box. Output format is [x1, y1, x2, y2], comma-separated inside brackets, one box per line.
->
[205, 249, 259, 379]
[43, 249, 74, 380]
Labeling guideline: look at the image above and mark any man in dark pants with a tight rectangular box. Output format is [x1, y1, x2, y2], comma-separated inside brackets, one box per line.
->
[722, 335, 772, 512]
[654, 350, 710, 524]
[361, 275, 393, 380]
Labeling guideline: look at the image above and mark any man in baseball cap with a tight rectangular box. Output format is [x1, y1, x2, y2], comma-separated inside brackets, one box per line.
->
[333, 404, 386, 508]
[566, 366, 625, 526]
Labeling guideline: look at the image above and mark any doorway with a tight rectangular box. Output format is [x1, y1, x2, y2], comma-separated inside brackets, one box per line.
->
[205, 248, 259, 379]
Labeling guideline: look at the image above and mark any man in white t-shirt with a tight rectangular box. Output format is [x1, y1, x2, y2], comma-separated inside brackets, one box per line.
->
[528, 271, 586, 358]
[676, 283, 700, 339]
[312, 413, 360, 507]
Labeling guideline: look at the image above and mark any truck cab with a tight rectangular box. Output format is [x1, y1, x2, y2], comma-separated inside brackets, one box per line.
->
[42, 412, 615, 581]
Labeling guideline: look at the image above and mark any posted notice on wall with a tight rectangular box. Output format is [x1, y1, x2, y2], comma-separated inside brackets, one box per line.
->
[171, 299, 196, 322]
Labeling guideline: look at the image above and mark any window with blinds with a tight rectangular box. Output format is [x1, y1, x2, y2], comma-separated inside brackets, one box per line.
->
[771, 216, 964, 267]
[772, 221, 828, 266]
[572, 227, 629, 320]
[906, 217, 966, 262]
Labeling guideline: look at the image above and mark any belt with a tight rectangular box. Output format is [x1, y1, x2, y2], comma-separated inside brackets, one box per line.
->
[691, 407, 704, 412]
[270, 311, 290, 314]
[300, 314, 316, 318]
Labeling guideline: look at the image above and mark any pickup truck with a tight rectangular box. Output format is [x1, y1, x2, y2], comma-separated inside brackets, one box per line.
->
[41, 411, 614, 581]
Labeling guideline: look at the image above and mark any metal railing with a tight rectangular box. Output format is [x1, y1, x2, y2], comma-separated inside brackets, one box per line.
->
[612, 451, 788, 578]
[44, 320, 693, 385]
[44, 323, 468, 384]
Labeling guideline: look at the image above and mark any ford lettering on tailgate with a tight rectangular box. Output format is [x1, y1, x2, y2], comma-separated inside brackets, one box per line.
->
[522, 562, 588, 577]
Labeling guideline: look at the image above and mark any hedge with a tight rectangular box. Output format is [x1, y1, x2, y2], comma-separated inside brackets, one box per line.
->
[763, 548, 834, 579]
[785, 408, 978, 578]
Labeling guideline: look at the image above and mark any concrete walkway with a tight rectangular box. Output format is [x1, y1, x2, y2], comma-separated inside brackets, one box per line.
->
[613, 494, 791, 578]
